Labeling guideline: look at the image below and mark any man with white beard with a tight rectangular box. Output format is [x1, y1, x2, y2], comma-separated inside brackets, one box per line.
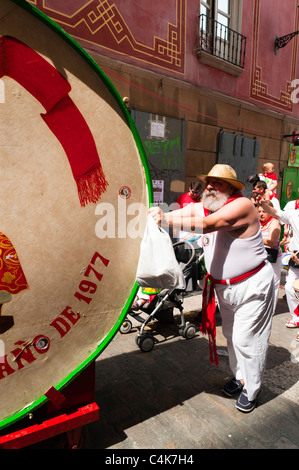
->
[149, 164, 275, 413]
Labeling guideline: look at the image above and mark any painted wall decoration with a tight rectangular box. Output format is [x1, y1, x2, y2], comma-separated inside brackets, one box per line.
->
[26, 0, 186, 75]
[24, 1, 299, 120]
[0, 0, 151, 431]
[250, 0, 299, 113]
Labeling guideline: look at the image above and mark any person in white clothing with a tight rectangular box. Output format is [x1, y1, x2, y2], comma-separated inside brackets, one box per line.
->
[282, 197, 299, 250]
[292, 279, 299, 343]
[257, 198, 299, 328]
[150, 164, 275, 413]
[284, 197, 299, 211]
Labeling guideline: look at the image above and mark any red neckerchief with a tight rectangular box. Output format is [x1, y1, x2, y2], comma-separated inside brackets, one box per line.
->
[296, 199, 299, 210]
[269, 191, 278, 200]
[260, 216, 274, 226]
[201, 191, 244, 365]
[264, 172, 277, 180]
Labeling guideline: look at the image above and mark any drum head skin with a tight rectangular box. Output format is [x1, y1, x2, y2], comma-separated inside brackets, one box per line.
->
[0, 0, 152, 430]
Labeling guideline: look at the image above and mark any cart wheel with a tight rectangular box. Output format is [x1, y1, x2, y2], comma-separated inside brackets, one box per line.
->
[136, 334, 155, 352]
[120, 319, 132, 334]
[182, 322, 196, 339]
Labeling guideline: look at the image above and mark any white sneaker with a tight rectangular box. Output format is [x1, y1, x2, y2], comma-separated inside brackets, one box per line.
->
[285, 320, 299, 328]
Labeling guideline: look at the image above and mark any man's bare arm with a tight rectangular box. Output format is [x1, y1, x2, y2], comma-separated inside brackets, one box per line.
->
[150, 197, 258, 236]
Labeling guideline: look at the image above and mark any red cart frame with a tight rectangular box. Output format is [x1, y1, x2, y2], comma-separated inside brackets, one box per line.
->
[0, 362, 99, 449]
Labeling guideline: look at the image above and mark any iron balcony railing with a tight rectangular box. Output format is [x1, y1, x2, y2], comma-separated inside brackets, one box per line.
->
[197, 14, 246, 69]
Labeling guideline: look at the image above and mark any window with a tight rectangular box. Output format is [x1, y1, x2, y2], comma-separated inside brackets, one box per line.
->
[217, 0, 231, 32]
[197, 0, 245, 76]
[201, 0, 231, 34]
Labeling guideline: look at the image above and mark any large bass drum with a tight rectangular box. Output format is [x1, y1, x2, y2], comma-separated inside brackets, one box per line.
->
[0, 0, 151, 431]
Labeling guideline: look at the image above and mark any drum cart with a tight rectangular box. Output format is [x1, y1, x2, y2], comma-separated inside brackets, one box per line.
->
[0, 362, 99, 449]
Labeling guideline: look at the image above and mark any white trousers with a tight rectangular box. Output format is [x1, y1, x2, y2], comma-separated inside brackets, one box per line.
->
[215, 262, 275, 401]
[285, 266, 299, 320]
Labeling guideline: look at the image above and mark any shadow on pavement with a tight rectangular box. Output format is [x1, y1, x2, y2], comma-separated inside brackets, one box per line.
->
[83, 323, 298, 449]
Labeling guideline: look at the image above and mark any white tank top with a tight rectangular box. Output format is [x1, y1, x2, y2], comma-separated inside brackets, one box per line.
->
[202, 227, 267, 280]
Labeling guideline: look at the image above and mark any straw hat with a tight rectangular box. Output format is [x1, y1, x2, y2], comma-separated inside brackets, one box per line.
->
[197, 164, 246, 192]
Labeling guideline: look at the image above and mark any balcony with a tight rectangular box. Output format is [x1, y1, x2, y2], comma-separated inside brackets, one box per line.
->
[196, 14, 246, 76]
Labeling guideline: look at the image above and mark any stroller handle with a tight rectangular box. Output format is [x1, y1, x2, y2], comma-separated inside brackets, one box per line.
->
[172, 240, 196, 270]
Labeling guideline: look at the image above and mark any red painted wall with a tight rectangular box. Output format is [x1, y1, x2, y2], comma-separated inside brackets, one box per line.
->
[27, 0, 299, 118]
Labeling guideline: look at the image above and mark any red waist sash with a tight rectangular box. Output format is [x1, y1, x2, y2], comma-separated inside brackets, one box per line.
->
[200, 260, 266, 366]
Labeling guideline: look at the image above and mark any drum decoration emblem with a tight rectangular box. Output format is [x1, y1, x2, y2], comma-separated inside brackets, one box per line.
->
[119, 186, 131, 199]
[201, 236, 210, 247]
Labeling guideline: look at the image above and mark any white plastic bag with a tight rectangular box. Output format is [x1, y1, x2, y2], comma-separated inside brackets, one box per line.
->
[136, 215, 186, 289]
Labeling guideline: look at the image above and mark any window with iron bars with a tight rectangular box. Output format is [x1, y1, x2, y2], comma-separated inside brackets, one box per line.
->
[197, 0, 246, 73]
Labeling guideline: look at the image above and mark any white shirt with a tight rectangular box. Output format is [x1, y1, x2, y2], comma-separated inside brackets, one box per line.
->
[277, 210, 299, 251]
[270, 196, 280, 212]
[284, 200, 296, 211]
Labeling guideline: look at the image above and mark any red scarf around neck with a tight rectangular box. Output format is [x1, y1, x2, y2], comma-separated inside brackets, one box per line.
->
[264, 171, 277, 180]
[260, 216, 274, 226]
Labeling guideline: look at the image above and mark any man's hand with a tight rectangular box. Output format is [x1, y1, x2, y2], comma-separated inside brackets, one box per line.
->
[291, 251, 299, 265]
[149, 207, 165, 226]
[256, 194, 266, 206]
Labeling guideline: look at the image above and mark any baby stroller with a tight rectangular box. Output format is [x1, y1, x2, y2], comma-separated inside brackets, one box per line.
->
[120, 239, 205, 352]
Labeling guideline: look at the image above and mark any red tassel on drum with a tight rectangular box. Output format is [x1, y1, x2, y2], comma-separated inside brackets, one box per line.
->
[41, 95, 109, 206]
[0, 35, 108, 206]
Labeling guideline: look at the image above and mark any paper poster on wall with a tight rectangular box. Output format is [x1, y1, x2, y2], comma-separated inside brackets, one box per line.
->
[150, 121, 165, 138]
[153, 180, 164, 204]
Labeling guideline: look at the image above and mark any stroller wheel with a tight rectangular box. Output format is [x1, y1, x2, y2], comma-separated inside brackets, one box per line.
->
[136, 333, 155, 352]
[181, 322, 196, 340]
[120, 318, 132, 334]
